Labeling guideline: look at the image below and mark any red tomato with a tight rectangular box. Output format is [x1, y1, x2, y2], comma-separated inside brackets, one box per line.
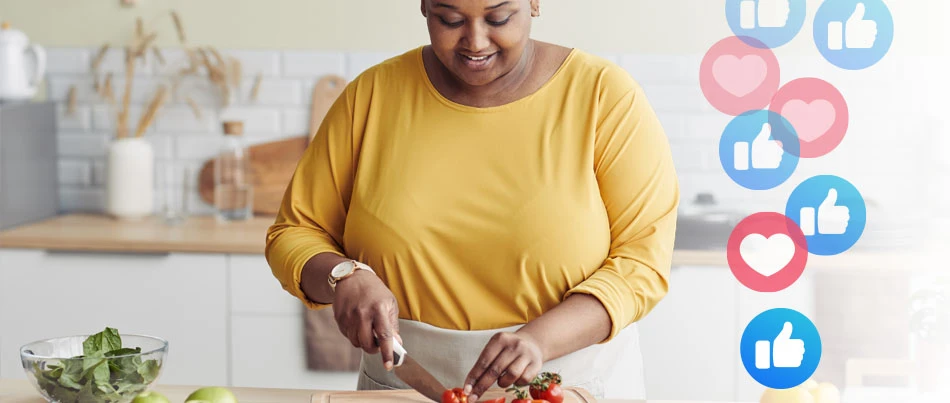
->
[442, 388, 468, 403]
[529, 383, 563, 403]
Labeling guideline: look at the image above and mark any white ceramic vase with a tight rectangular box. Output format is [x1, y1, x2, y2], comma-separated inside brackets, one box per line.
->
[106, 137, 154, 220]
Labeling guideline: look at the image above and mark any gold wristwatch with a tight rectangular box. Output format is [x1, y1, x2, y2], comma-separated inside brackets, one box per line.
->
[328, 260, 375, 291]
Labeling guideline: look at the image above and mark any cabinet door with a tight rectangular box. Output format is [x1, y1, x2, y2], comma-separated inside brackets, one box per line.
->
[636, 265, 739, 401]
[0, 249, 228, 386]
[228, 254, 359, 390]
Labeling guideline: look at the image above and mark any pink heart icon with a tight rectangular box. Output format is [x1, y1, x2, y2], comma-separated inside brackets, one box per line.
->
[712, 55, 767, 97]
[781, 99, 836, 142]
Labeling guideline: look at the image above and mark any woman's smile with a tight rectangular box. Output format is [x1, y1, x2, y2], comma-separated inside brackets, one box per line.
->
[458, 51, 498, 71]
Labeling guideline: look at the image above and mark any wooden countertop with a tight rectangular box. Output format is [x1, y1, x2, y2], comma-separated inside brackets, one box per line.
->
[0, 214, 274, 254]
[0, 378, 749, 403]
[0, 214, 943, 271]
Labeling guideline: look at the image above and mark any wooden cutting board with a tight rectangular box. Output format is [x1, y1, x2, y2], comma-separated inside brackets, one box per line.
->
[198, 74, 346, 215]
[310, 387, 597, 402]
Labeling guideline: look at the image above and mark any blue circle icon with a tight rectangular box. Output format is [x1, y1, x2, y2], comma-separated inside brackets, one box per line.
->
[726, 0, 807, 49]
[785, 175, 866, 255]
[741, 308, 822, 389]
[719, 110, 800, 190]
[814, 0, 894, 70]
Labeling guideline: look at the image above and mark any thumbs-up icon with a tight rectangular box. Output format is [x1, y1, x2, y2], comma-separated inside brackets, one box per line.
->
[740, 0, 791, 29]
[799, 188, 850, 236]
[734, 123, 784, 171]
[828, 3, 878, 50]
[755, 322, 806, 369]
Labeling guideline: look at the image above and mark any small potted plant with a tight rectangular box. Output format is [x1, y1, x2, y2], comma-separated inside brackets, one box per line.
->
[909, 276, 950, 392]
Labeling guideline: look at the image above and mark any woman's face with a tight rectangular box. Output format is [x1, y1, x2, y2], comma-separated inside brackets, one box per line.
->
[421, 0, 539, 87]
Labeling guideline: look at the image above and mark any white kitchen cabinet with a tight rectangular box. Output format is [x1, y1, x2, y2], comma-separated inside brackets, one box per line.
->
[228, 254, 359, 390]
[638, 265, 740, 402]
[0, 249, 229, 386]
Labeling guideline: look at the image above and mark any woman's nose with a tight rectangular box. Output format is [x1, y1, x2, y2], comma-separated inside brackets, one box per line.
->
[462, 23, 491, 52]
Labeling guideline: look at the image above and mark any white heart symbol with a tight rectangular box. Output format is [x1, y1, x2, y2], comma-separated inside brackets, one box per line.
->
[781, 99, 836, 142]
[712, 55, 767, 97]
[740, 233, 795, 277]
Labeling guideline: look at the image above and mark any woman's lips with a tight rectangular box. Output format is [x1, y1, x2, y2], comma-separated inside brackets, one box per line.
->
[458, 52, 496, 71]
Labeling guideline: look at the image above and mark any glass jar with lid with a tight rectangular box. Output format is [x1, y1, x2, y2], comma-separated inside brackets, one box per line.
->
[214, 120, 253, 222]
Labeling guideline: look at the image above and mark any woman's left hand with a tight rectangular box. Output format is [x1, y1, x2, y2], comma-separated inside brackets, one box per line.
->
[463, 331, 544, 402]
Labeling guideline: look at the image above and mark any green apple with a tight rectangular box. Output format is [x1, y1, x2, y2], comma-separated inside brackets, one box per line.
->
[760, 387, 815, 403]
[809, 382, 840, 403]
[185, 386, 238, 403]
[131, 391, 171, 403]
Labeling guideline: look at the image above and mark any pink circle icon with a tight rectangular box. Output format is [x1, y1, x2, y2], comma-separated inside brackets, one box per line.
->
[769, 78, 849, 158]
[700, 36, 781, 116]
[727, 212, 808, 292]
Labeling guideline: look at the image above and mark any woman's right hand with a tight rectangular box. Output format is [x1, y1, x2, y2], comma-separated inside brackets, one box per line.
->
[333, 270, 402, 370]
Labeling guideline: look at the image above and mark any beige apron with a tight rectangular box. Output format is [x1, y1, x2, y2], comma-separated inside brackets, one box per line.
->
[356, 319, 645, 399]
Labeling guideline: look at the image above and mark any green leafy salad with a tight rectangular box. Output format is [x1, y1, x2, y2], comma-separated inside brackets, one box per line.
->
[29, 327, 162, 403]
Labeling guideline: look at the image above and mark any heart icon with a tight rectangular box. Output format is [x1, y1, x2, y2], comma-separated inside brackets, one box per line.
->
[712, 55, 767, 97]
[739, 233, 795, 277]
[781, 99, 836, 142]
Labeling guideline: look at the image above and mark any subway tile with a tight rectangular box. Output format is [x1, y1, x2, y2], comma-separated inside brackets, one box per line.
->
[56, 104, 92, 131]
[58, 160, 93, 186]
[92, 105, 145, 133]
[93, 47, 154, 76]
[639, 83, 711, 113]
[282, 108, 310, 137]
[224, 49, 281, 77]
[152, 48, 205, 76]
[282, 51, 346, 78]
[240, 78, 303, 105]
[146, 135, 175, 160]
[58, 133, 110, 158]
[155, 106, 220, 132]
[669, 141, 710, 173]
[346, 51, 401, 81]
[175, 135, 224, 161]
[219, 107, 281, 134]
[622, 54, 700, 85]
[48, 76, 96, 102]
[91, 159, 106, 186]
[47, 48, 92, 74]
[59, 187, 105, 212]
[684, 113, 732, 139]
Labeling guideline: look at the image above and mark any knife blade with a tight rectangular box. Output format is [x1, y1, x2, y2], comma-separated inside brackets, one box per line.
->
[389, 336, 447, 402]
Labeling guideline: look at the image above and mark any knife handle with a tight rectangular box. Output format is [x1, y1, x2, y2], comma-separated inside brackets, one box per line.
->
[391, 336, 407, 367]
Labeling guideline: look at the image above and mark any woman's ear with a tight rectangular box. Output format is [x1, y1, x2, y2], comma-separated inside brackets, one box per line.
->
[530, 0, 540, 17]
[421, 0, 428, 17]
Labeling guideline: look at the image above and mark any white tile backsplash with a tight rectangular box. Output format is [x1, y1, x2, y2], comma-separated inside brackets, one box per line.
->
[43, 46, 944, 220]
[94, 47, 154, 76]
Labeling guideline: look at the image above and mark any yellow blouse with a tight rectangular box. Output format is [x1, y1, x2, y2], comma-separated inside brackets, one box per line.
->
[265, 46, 679, 342]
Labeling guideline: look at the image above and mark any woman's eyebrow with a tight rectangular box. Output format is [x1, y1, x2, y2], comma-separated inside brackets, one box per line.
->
[432, 1, 511, 10]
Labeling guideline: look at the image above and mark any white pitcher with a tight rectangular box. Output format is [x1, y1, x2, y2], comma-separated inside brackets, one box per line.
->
[0, 21, 46, 102]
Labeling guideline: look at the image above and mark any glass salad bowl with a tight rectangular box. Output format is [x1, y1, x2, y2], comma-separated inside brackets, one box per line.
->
[20, 329, 168, 403]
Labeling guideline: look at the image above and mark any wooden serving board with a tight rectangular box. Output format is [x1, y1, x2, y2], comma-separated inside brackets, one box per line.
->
[310, 387, 597, 402]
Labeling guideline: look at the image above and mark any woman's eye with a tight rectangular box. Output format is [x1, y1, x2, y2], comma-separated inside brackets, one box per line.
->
[487, 17, 510, 26]
[439, 17, 464, 28]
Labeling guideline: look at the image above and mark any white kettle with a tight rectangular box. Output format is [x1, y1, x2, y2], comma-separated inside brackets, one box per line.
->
[0, 21, 46, 102]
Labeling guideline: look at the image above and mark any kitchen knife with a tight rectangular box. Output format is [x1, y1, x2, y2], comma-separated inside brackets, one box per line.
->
[389, 336, 447, 402]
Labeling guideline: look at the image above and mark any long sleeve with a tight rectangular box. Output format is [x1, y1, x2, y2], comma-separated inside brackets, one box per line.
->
[564, 77, 680, 342]
[265, 84, 358, 311]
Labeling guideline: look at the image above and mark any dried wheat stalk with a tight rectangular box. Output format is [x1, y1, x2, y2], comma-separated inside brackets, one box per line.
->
[135, 17, 144, 39]
[134, 33, 157, 59]
[229, 57, 242, 89]
[152, 47, 166, 65]
[117, 48, 136, 139]
[250, 73, 262, 102]
[135, 85, 169, 138]
[186, 96, 203, 120]
[91, 43, 110, 72]
[171, 11, 186, 44]
[66, 86, 77, 116]
[102, 73, 115, 104]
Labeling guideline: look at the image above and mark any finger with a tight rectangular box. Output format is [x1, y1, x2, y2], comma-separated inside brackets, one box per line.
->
[515, 360, 543, 387]
[776, 322, 794, 340]
[358, 315, 378, 354]
[849, 3, 866, 21]
[373, 308, 396, 370]
[464, 335, 507, 395]
[497, 356, 530, 388]
[821, 188, 838, 207]
[470, 346, 517, 402]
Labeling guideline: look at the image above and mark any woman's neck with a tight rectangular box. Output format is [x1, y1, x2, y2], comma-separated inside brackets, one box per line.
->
[427, 40, 540, 108]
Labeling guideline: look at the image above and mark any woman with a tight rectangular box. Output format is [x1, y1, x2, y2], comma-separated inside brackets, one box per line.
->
[265, 0, 679, 400]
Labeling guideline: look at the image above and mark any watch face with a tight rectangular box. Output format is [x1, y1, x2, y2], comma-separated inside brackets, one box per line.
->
[331, 261, 355, 278]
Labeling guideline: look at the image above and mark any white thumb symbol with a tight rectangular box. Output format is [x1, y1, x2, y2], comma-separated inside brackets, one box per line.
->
[849, 3, 866, 21]
[820, 189, 838, 209]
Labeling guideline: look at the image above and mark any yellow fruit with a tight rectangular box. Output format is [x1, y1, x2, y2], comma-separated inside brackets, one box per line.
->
[810, 382, 840, 403]
[131, 391, 171, 403]
[760, 386, 815, 403]
[185, 386, 238, 403]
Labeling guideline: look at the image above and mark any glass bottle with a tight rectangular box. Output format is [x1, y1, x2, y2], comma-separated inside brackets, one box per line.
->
[214, 121, 254, 222]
